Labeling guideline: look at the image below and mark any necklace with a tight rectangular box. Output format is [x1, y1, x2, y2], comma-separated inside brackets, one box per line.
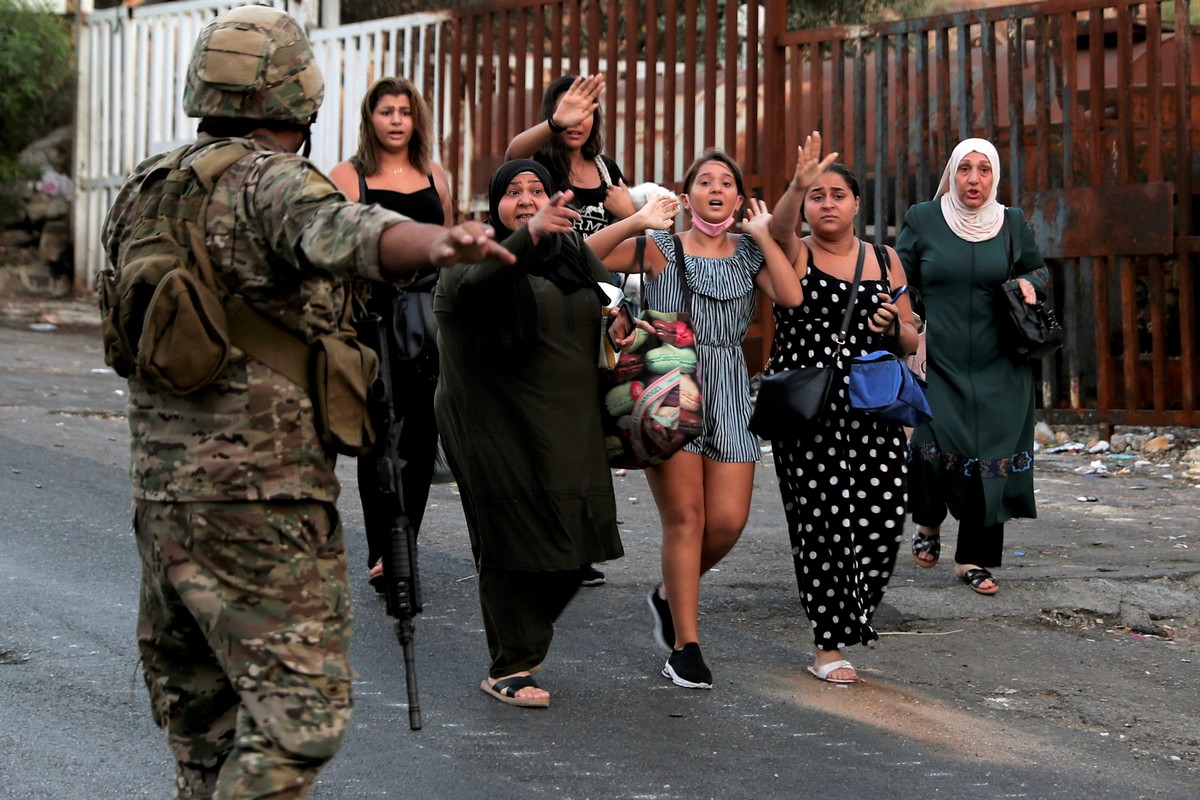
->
[391, 166, 405, 175]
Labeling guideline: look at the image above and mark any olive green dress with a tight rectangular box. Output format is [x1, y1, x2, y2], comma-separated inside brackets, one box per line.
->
[896, 202, 1049, 531]
[434, 226, 624, 573]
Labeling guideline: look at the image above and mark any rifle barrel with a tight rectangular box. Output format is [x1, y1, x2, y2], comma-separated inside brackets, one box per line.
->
[397, 619, 422, 730]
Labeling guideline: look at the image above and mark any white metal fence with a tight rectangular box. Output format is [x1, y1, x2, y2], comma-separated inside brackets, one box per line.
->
[74, 0, 452, 289]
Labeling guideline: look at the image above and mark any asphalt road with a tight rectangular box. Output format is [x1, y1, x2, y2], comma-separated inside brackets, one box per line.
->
[1, 306, 1198, 799]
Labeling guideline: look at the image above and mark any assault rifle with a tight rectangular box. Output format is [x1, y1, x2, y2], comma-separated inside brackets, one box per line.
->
[359, 311, 424, 731]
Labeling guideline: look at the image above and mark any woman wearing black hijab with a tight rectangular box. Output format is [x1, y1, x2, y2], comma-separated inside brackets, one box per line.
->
[434, 160, 625, 708]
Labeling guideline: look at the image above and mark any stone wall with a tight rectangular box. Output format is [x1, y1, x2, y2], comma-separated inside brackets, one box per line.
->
[0, 126, 74, 298]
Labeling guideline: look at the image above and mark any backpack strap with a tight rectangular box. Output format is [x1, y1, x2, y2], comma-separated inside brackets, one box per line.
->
[185, 141, 258, 297]
[185, 140, 316, 389]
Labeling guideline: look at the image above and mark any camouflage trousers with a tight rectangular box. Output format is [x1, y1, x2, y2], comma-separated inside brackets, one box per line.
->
[134, 499, 354, 799]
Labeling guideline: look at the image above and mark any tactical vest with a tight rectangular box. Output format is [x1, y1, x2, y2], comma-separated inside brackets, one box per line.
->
[97, 139, 379, 455]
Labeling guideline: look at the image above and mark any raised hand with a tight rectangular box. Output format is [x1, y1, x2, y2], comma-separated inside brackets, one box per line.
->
[632, 191, 681, 231]
[431, 221, 515, 267]
[790, 131, 839, 194]
[741, 197, 773, 235]
[528, 190, 582, 243]
[551, 74, 604, 131]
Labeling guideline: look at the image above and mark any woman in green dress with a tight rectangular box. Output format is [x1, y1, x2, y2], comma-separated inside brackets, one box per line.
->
[434, 160, 629, 708]
[896, 138, 1049, 596]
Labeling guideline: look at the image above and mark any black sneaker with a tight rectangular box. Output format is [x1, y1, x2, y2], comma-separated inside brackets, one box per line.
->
[646, 585, 674, 651]
[662, 642, 713, 689]
[580, 565, 606, 587]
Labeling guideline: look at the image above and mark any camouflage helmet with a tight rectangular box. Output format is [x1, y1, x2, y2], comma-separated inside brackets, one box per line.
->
[184, 5, 323, 123]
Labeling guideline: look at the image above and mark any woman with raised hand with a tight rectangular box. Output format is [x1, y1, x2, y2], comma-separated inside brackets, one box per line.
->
[896, 138, 1049, 597]
[506, 74, 636, 238]
[766, 136, 919, 684]
[506, 73, 638, 588]
[588, 149, 801, 690]
[329, 76, 452, 591]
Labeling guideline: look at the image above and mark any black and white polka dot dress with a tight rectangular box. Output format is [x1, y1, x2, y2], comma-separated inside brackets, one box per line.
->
[767, 246, 906, 651]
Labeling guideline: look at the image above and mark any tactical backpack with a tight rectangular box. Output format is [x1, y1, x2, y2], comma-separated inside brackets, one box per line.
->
[97, 139, 379, 456]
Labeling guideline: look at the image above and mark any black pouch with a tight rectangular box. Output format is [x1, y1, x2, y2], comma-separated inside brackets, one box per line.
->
[748, 365, 836, 440]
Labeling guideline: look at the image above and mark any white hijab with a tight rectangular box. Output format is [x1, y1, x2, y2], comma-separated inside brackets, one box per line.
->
[934, 138, 1005, 242]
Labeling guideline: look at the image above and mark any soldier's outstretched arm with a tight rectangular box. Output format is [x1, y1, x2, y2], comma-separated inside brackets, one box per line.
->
[378, 220, 515, 278]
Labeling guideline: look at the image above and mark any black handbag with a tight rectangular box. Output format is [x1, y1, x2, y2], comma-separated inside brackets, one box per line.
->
[1000, 214, 1064, 360]
[749, 241, 865, 440]
[393, 272, 438, 362]
[748, 365, 837, 439]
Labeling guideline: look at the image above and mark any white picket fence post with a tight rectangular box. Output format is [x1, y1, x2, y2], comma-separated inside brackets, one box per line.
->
[74, 0, 453, 290]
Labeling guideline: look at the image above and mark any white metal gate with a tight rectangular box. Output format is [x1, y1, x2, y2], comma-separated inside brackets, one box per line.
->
[74, 0, 453, 289]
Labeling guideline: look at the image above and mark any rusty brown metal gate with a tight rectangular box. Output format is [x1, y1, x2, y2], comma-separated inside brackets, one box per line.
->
[447, 0, 1198, 427]
[771, 0, 1197, 427]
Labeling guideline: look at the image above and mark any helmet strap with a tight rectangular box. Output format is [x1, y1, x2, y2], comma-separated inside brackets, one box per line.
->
[300, 112, 317, 158]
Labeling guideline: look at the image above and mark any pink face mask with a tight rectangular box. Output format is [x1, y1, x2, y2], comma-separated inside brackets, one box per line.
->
[684, 197, 737, 236]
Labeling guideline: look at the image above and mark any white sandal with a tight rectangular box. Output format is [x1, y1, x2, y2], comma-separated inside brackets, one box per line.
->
[807, 659, 858, 684]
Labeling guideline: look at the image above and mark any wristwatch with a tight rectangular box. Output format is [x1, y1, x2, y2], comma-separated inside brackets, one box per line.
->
[546, 116, 566, 134]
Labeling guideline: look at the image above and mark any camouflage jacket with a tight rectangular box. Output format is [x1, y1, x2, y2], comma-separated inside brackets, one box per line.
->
[101, 133, 411, 503]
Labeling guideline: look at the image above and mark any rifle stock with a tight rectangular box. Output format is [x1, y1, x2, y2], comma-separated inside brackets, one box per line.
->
[361, 311, 424, 731]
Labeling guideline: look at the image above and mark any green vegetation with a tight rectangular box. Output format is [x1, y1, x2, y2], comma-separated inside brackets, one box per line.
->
[789, 1, 936, 28]
[0, 0, 74, 221]
[1161, 1, 1200, 25]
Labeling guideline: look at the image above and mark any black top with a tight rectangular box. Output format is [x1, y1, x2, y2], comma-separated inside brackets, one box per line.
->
[357, 170, 445, 297]
[535, 153, 626, 236]
[357, 171, 445, 226]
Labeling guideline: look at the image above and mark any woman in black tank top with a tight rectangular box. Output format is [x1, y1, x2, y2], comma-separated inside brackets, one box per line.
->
[504, 74, 635, 238]
[330, 77, 453, 588]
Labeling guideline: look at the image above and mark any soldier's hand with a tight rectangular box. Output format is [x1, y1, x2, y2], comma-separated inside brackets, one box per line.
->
[431, 222, 516, 267]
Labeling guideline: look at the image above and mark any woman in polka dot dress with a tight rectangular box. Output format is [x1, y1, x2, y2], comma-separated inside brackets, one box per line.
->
[766, 137, 920, 683]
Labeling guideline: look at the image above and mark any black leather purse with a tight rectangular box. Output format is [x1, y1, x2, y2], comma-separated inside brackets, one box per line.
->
[1000, 214, 1063, 360]
[393, 272, 438, 362]
[749, 241, 865, 440]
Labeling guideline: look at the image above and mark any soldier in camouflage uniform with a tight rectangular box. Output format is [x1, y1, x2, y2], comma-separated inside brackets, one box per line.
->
[100, 7, 512, 799]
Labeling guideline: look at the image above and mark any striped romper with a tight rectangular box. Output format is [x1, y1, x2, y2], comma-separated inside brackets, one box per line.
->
[643, 229, 764, 463]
